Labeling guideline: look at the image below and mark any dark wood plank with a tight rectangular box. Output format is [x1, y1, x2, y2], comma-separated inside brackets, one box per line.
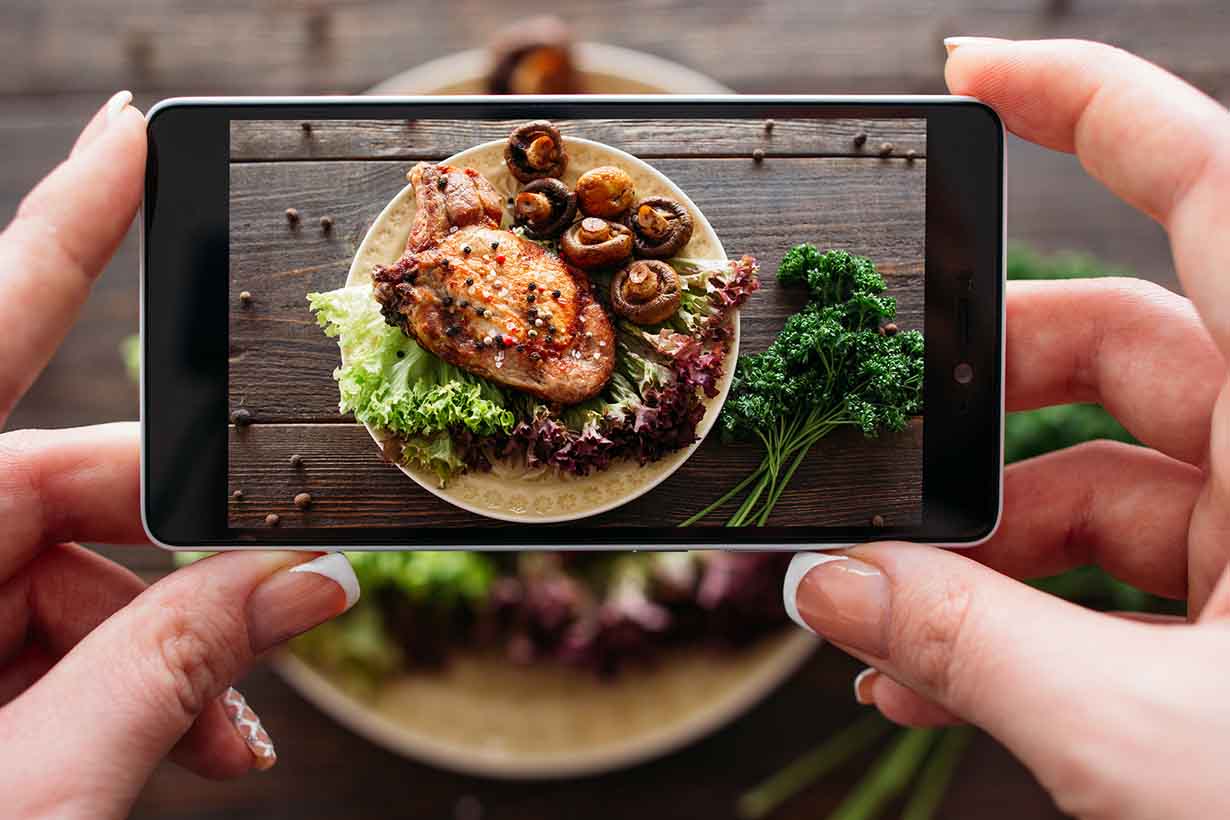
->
[230, 118, 926, 161]
[2, 0, 1228, 98]
[227, 419, 922, 529]
[228, 156, 925, 422]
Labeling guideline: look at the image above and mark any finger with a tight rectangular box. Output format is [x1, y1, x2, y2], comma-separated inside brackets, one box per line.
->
[853, 668, 960, 728]
[1007, 279, 1223, 466]
[0, 424, 146, 583]
[945, 38, 1230, 354]
[0, 95, 145, 420]
[782, 546, 1183, 784]
[71, 91, 133, 157]
[964, 440, 1200, 598]
[0, 543, 266, 780]
[0, 552, 359, 815]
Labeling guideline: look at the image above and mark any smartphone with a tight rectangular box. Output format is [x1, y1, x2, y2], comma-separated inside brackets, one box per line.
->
[141, 96, 1004, 550]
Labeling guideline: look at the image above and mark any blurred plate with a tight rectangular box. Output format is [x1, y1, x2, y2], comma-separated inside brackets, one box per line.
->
[273, 46, 814, 781]
[366, 42, 734, 96]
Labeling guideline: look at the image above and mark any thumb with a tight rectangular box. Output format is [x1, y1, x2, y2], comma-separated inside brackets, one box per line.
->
[0, 551, 358, 818]
[783, 544, 1156, 771]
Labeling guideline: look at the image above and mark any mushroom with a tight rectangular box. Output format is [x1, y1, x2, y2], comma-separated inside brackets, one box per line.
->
[610, 260, 682, 325]
[504, 121, 568, 182]
[560, 217, 633, 269]
[513, 178, 577, 239]
[576, 166, 635, 218]
[625, 196, 694, 258]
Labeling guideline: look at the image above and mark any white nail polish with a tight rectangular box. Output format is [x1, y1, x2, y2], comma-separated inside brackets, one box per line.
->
[783, 552, 848, 633]
[289, 553, 360, 610]
[853, 667, 879, 705]
[221, 687, 277, 770]
[105, 90, 133, 124]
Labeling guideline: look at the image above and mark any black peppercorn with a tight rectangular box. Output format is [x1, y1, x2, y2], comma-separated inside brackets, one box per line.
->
[752, 148, 765, 162]
[231, 408, 252, 426]
[853, 132, 868, 148]
[527, 294, 536, 303]
[396, 349, 405, 358]
[443, 296, 453, 306]
[436, 177, 447, 191]
[465, 278, 473, 286]
[285, 207, 300, 224]
[516, 344, 525, 352]
[319, 215, 333, 231]
[462, 245, 471, 254]
[530, 351, 541, 361]
[290, 454, 304, 467]
[528, 283, 536, 291]
[871, 514, 886, 528]
[232, 489, 244, 500]
[445, 325, 459, 336]
[490, 241, 499, 250]
[460, 300, 469, 308]
[551, 290, 561, 299]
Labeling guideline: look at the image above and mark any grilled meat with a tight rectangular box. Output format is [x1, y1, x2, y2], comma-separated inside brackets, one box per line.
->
[372, 162, 615, 405]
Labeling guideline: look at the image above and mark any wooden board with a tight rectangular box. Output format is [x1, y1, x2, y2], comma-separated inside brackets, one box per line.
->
[230, 118, 926, 161]
[227, 119, 925, 528]
[226, 420, 923, 530]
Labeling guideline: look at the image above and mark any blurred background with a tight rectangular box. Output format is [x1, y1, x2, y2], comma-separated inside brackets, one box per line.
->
[2, 2, 1227, 818]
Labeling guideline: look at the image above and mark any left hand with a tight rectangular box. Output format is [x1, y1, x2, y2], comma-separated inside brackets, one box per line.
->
[0, 92, 359, 820]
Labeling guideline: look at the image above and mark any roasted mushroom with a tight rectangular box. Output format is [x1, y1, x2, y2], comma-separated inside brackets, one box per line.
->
[513, 178, 577, 239]
[611, 260, 682, 325]
[560, 217, 633, 269]
[505, 121, 568, 182]
[625, 196, 694, 258]
[576, 166, 635, 218]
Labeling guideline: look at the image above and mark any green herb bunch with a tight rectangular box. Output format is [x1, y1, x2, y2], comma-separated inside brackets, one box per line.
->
[686, 246, 923, 527]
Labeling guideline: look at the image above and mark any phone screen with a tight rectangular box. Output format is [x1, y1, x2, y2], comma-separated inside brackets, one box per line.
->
[143, 99, 1002, 548]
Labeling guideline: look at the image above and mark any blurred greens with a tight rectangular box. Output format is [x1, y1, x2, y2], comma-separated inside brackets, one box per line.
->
[736, 245, 1181, 820]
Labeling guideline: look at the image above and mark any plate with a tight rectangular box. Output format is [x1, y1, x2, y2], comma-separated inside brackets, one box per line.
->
[344, 136, 736, 523]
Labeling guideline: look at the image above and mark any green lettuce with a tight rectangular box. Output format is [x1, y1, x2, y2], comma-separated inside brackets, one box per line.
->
[308, 286, 515, 481]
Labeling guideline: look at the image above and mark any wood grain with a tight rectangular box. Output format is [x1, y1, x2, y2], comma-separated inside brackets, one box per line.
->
[230, 118, 926, 161]
[3, 0, 1228, 98]
[227, 420, 923, 529]
[228, 156, 925, 422]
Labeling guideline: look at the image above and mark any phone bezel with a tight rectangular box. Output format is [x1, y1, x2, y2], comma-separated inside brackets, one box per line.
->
[141, 95, 1004, 550]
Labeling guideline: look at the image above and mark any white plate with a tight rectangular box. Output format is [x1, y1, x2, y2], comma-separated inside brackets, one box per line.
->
[344, 136, 736, 523]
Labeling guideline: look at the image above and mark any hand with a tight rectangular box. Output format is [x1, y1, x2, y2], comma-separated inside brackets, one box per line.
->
[783, 39, 1230, 820]
[0, 92, 360, 820]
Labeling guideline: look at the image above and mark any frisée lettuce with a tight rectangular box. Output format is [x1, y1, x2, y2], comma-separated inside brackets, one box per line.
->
[309, 285, 515, 482]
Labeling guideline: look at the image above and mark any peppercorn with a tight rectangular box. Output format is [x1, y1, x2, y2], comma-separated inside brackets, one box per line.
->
[476, 307, 486, 317]
[516, 344, 525, 352]
[285, 207, 300, 224]
[437, 177, 447, 191]
[871, 514, 885, 528]
[530, 351, 541, 361]
[460, 300, 469, 309]
[396, 349, 405, 358]
[441, 259, 450, 269]
[490, 241, 499, 250]
[853, 132, 868, 148]
[752, 148, 765, 162]
[232, 489, 244, 500]
[294, 492, 313, 510]
[290, 454, 304, 468]
[301, 122, 312, 133]
[443, 296, 454, 306]
[445, 325, 459, 336]
[462, 245, 471, 254]
[551, 290, 561, 299]
[527, 294, 536, 303]
[231, 408, 252, 426]
[265, 513, 281, 527]
[319, 215, 334, 231]
[764, 119, 775, 133]
[528, 283, 536, 291]
[465, 278, 474, 286]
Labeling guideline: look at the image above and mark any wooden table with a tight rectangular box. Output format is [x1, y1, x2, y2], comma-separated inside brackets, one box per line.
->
[227, 116, 925, 531]
[4, 2, 1228, 818]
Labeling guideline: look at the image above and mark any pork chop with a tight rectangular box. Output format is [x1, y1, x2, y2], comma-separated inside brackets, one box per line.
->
[372, 162, 615, 406]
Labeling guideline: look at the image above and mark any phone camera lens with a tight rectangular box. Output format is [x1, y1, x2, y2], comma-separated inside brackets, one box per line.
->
[953, 362, 974, 384]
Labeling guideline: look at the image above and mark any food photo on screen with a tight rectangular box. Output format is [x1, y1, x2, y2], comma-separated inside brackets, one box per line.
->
[227, 116, 925, 533]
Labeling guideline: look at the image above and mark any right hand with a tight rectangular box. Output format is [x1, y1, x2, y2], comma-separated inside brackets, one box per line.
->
[783, 38, 1230, 819]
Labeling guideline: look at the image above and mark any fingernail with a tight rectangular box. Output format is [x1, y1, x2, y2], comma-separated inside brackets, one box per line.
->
[221, 687, 277, 771]
[245, 553, 359, 654]
[104, 90, 133, 125]
[944, 36, 1009, 54]
[783, 552, 890, 656]
[853, 667, 879, 705]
